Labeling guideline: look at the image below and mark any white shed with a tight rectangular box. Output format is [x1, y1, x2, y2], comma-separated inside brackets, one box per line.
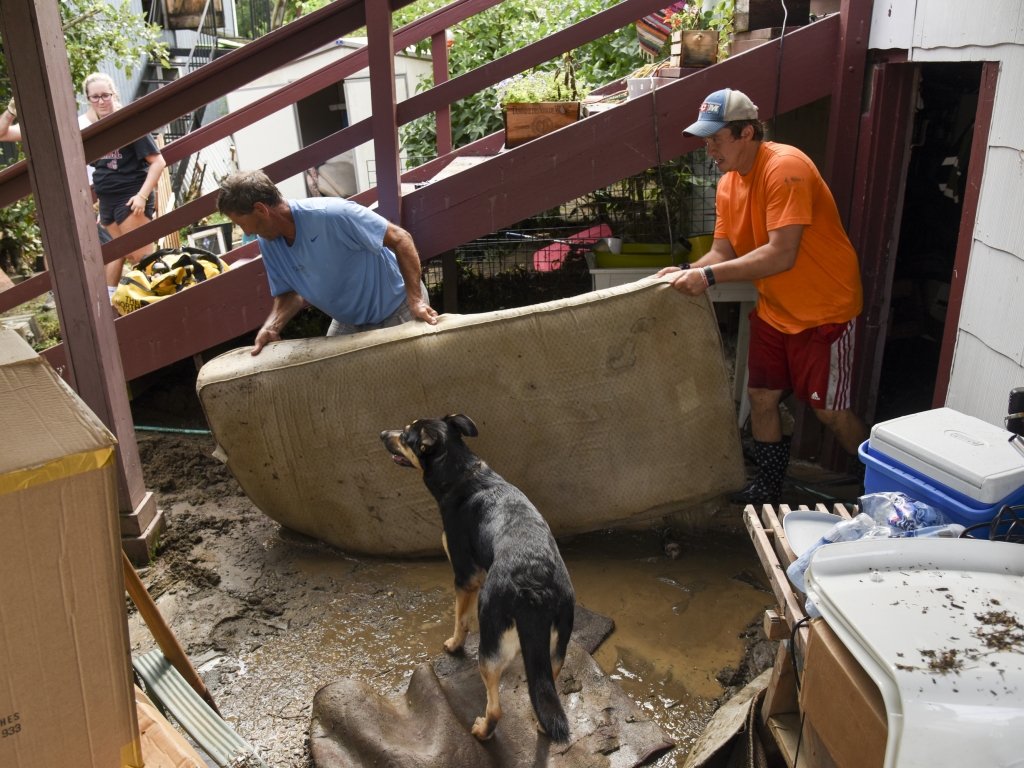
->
[224, 38, 432, 200]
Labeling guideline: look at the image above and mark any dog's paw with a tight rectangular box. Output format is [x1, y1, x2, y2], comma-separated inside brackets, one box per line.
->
[472, 717, 495, 740]
[443, 637, 465, 653]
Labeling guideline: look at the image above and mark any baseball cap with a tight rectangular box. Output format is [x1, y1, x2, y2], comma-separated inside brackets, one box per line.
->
[682, 89, 759, 137]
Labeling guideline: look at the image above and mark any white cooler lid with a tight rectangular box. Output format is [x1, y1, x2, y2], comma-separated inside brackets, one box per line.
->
[868, 407, 1024, 503]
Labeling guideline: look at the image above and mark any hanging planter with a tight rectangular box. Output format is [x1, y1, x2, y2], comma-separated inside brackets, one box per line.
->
[670, 29, 720, 68]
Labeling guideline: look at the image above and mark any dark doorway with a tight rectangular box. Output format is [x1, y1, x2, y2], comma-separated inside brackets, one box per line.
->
[295, 81, 347, 148]
[874, 62, 983, 424]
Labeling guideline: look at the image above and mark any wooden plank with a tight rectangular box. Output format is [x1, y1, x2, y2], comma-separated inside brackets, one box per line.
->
[823, 0, 873, 228]
[0, 0, 147, 515]
[432, 32, 452, 157]
[42, 256, 275, 383]
[743, 506, 806, 631]
[761, 645, 799, 724]
[767, 714, 840, 768]
[933, 61, 999, 408]
[367, 0, 402, 223]
[735, 0, 810, 33]
[765, 504, 798, 570]
[764, 607, 788, 641]
[441, 249, 457, 313]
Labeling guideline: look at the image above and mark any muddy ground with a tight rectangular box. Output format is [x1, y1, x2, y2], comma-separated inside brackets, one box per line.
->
[130, 431, 783, 768]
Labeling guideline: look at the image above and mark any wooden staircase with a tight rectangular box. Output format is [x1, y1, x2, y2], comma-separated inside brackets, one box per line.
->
[0, 0, 847, 384]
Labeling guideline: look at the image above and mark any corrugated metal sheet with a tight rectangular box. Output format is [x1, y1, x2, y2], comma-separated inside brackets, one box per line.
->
[974, 145, 1024, 258]
[958, 240, 1024, 365]
[946, 330, 1024, 427]
[913, 0, 1024, 49]
[134, 650, 267, 767]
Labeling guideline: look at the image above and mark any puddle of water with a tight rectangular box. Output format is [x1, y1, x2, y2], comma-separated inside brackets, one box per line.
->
[560, 530, 771, 760]
[220, 529, 767, 765]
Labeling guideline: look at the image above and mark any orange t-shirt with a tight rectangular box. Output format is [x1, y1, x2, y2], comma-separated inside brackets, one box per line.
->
[713, 142, 863, 334]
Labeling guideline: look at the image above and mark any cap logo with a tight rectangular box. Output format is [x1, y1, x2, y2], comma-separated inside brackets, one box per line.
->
[700, 101, 721, 115]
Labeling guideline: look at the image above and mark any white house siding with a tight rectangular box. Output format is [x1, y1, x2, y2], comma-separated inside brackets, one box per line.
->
[870, 1, 1024, 428]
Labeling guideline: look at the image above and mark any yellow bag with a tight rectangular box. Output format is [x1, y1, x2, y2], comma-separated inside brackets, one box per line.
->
[112, 247, 229, 316]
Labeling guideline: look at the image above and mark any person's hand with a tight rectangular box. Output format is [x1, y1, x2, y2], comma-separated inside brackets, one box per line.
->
[126, 193, 147, 216]
[251, 325, 282, 355]
[661, 267, 709, 296]
[410, 298, 439, 325]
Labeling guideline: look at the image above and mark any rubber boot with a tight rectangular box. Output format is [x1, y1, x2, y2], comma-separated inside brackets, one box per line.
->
[729, 437, 791, 506]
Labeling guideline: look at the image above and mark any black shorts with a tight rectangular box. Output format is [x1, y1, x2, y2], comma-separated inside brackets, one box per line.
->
[98, 190, 155, 226]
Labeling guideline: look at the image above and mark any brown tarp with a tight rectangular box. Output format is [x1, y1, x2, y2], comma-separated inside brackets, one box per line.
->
[310, 607, 674, 768]
[197, 280, 744, 555]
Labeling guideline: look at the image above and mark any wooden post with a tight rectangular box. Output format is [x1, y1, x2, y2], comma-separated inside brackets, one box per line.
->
[432, 31, 453, 158]
[0, 0, 151, 520]
[823, 0, 873, 229]
[441, 249, 458, 313]
[366, 0, 402, 223]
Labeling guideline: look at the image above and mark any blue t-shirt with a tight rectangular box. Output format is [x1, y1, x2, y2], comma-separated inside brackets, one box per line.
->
[259, 198, 406, 325]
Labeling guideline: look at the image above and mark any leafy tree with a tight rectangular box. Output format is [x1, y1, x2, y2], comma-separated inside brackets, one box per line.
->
[0, 0, 167, 277]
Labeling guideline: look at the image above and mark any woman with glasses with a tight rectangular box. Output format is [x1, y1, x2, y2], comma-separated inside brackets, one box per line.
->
[84, 72, 167, 299]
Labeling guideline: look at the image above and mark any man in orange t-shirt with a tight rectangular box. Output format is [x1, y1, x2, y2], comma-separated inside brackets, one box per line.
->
[659, 89, 868, 505]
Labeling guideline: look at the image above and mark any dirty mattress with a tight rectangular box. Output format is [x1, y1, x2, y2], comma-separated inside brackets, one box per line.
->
[196, 279, 744, 555]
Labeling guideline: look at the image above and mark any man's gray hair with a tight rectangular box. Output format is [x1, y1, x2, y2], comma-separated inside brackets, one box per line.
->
[217, 170, 284, 215]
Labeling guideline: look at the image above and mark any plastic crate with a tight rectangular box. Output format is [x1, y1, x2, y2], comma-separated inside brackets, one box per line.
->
[859, 440, 1024, 529]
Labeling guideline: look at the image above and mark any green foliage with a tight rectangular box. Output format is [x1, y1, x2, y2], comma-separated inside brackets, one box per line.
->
[0, 0, 166, 277]
[0, 191, 41, 278]
[495, 54, 591, 107]
[395, 0, 647, 164]
[0, 0, 168, 104]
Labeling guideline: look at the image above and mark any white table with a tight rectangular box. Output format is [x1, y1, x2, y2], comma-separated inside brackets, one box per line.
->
[590, 268, 757, 427]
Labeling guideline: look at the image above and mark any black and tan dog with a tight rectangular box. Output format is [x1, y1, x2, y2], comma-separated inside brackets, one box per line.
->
[381, 414, 575, 743]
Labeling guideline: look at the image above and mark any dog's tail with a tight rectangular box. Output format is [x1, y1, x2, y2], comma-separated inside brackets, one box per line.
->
[517, 614, 571, 744]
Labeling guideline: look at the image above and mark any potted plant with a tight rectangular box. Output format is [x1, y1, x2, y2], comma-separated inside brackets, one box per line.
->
[664, 1, 734, 68]
[496, 53, 591, 149]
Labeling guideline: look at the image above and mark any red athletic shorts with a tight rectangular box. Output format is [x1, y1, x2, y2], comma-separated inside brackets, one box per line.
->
[747, 309, 856, 410]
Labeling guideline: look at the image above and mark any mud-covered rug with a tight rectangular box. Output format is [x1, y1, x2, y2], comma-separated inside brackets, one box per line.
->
[310, 607, 674, 767]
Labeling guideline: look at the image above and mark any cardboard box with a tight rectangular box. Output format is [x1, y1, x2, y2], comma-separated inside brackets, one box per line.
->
[799, 618, 887, 768]
[135, 686, 205, 768]
[0, 331, 141, 768]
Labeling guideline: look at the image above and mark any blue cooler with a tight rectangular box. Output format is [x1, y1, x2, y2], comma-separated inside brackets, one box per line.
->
[859, 407, 1024, 530]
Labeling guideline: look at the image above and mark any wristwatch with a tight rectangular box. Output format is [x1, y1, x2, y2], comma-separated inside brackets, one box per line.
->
[677, 262, 691, 270]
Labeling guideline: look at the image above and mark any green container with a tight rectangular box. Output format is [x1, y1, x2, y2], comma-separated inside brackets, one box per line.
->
[594, 243, 674, 269]
[592, 237, 715, 269]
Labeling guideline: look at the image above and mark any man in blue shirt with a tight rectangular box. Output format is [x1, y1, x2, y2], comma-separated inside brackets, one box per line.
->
[217, 170, 438, 355]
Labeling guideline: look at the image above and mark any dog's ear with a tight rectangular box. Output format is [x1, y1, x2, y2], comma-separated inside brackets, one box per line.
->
[418, 424, 440, 451]
[444, 414, 478, 438]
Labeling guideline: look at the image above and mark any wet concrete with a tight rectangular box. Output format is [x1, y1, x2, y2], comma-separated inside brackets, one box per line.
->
[130, 434, 777, 767]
